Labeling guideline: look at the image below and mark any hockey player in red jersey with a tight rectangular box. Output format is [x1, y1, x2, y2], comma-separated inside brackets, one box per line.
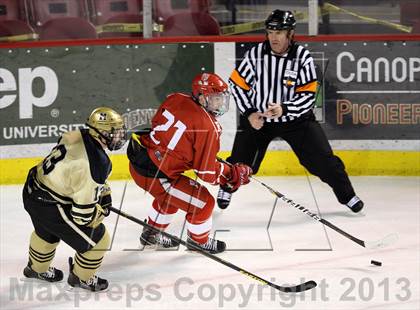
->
[127, 73, 253, 254]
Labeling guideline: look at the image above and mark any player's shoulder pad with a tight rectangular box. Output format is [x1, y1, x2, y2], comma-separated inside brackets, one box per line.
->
[295, 44, 313, 64]
[166, 92, 190, 101]
[80, 129, 112, 184]
[61, 130, 82, 145]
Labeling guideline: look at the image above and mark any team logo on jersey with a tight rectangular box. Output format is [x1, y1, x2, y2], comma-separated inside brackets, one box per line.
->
[284, 70, 298, 79]
[283, 78, 296, 88]
[284, 70, 297, 88]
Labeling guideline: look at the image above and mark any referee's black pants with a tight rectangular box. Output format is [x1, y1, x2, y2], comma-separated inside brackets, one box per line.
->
[227, 112, 356, 204]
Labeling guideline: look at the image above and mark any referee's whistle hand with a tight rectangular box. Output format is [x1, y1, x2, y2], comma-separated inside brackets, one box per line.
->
[248, 112, 265, 130]
[263, 103, 283, 118]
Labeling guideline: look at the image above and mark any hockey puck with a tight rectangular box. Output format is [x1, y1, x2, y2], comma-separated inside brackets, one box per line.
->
[371, 260, 382, 266]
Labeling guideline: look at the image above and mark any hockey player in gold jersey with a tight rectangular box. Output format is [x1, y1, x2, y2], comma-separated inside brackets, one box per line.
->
[22, 107, 127, 291]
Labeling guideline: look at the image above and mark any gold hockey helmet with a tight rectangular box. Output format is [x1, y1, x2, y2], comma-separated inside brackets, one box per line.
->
[86, 107, 127, 151]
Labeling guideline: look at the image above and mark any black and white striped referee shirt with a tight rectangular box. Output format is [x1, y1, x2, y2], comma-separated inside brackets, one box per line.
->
[229, 41, 318, 123]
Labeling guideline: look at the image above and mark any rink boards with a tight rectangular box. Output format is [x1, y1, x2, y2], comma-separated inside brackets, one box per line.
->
[0, 38, 419, 184]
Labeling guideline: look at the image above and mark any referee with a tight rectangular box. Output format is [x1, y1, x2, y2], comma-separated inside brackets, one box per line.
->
[217, 9, 364, 213]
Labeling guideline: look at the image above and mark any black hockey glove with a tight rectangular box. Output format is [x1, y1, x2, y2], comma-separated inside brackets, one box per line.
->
[99, 183, 112, 210]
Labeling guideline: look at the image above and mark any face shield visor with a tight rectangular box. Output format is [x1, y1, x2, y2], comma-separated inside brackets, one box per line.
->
[102, 125, 128, 151]
[205, 91, 230, 117]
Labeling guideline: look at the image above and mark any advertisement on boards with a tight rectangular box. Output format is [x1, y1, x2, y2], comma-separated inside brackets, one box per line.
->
[235, 40, 420, 139]
[0, 43, 214, 146]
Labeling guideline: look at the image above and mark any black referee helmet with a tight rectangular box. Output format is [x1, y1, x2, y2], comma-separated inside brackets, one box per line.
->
[265, 10, 296, 31]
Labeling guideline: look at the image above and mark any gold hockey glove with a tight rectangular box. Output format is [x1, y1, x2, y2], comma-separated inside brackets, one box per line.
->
[99, 184, 112, 208]
[87, 204, 110, 228]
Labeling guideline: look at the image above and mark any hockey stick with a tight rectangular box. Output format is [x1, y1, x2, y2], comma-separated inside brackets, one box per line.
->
[107, 205, 317, 293]
[217, 157, 398, 249]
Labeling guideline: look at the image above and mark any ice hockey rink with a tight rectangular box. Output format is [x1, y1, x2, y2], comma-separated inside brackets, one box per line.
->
[1, 176, 419, 310]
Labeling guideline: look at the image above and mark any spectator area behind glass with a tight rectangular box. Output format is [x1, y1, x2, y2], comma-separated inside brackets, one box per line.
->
[0, 0, 418, 42]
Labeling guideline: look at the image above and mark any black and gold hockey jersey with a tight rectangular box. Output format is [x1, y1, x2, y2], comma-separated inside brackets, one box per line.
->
[33, 129, 112, 225]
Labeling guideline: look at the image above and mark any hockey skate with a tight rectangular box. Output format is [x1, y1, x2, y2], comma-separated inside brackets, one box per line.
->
[217, 186, 233, 209]
[140, 222, 180, 249]
[186, 236, 226, 254]
[346, 196, 364, 213]
[23, 260, 63, 282]
[67, 257, 108, 292]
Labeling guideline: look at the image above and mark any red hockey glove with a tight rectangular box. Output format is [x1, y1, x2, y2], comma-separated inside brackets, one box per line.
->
[227, 163, 252, 191]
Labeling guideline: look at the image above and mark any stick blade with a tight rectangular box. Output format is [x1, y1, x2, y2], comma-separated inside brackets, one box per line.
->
[277, 280, 317, 293]
[365, 233, 398, 249]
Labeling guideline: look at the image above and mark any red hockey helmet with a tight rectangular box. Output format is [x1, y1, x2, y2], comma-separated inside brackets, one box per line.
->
[192, 73, 230, 117]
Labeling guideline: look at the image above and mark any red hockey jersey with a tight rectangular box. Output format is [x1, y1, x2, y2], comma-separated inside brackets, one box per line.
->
[140, 93, 231, 184]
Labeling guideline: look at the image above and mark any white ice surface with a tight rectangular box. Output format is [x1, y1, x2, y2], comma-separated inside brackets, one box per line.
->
[1, 176, 419, 310]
